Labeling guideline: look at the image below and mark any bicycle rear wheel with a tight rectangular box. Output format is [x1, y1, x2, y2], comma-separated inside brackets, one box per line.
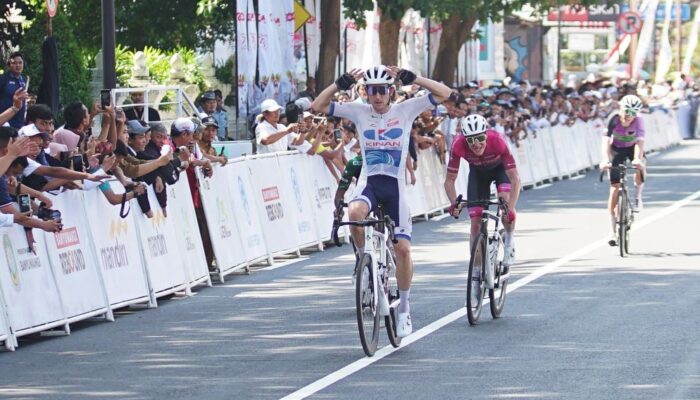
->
[489, 232, 508, 319]
[624, 197, 633, 254]
[617, 191, 627, 257]
[384, 246, 401, 348]
[356, 253, 379, 356]
[466, 234, 486, 325]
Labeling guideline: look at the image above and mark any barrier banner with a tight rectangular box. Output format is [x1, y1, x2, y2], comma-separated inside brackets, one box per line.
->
[0, 286, 12, 349]
[427, 149, 450, 206]
[0, 225, 65, 335]
[132, 186, 189, 296]
[550, 126, 572, 176]
[417, 149, 444, 211]
[570, 122, 590, 171]
[406, 167, 428, 218]
[528, 134, 549, 183]
[247, 155, 302, 254]
[507, 139, 534, 186]
[454, 159, 471, 199]
[83, 184, 151, 308]
[539, 128, 561, 180]
[197, 166, 248, 272]
[167, 177, 211, 287]
[304, 155, 337, 241]
[276, 153, 319, 248]
[225, 159, 268, 262]
[45, 190, 110, 322]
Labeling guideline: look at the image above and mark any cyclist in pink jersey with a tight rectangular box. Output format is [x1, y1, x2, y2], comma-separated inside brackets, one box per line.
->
[444, 114, 521, 271]
[600, 94, 646, 246]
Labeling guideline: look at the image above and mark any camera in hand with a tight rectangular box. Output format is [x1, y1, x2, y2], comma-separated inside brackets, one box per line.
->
[18, 194, 31, 213]
[37, 203, 61, 222]
[100, 89, 111, 108]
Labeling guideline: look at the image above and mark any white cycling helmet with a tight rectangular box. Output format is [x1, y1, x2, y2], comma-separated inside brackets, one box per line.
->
[620, 94, 643, 113]
[460, 114, 489, 137]
[363, 65, 394, 86]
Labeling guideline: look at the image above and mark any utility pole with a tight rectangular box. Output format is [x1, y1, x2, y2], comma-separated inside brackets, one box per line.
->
[101, 0, 116, 89]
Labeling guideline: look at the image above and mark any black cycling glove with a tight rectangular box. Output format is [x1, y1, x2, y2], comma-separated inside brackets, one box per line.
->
[335, 73, 356, 91]
[397, 69, 417, 85]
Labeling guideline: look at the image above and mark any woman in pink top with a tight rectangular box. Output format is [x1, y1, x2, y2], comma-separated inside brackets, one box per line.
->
[443, 114, 521, 270]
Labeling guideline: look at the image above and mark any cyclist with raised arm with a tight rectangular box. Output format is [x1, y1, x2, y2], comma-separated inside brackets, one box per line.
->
[600, 94, 646, 246]
[312, 65, 450, 337]
[443, 115, 521, 274]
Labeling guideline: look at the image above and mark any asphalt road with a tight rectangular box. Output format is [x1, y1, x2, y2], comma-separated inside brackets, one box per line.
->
[1, 141, 699, 400]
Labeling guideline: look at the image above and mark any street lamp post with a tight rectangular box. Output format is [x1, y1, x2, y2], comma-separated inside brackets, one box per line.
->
[102, 0, 116, 89]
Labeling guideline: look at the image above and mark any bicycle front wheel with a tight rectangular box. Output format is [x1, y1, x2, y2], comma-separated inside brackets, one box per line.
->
[617, 191, 627, 257]
[466, 234, 487, 325]
[489, 232, 508, 319]
[355, 253, 379, 356]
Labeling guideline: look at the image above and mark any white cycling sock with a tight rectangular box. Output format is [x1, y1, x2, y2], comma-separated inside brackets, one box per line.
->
[610, 214, 617, 234]
[635, 183, 644, 201]
[503, 231, 514, 247]
[399, 289, 410, 314]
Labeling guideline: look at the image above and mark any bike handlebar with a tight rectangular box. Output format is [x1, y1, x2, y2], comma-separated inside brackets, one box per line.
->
[331, 202, 398, 247]
[453, 194, 510, 216]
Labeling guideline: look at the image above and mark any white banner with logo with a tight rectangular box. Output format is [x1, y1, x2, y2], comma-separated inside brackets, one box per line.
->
[168, 177, 211, 287]
[197, 166, 248, 272]
[83, 183, 151, 308]
[224, 160, 268, 263]
[416, 148, 444, 212]
[0, 286, 11, 349]
[0, 225, 65, 336]
[44, 190, 110, 322]
[247, 154, 302, 254]
[303, 155, 337, 241]
[276, 153, 320, 248]
[133, 186, 189, 297]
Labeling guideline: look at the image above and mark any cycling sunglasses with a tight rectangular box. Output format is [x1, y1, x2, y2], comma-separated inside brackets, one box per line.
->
[466, 134, 487, 145]
[367, 85, 390, 96]
[624, 109, 638, 117]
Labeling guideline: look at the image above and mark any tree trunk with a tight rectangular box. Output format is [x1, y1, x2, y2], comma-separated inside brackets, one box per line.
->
[379, 11, 401, 66]
[432, 14, 477, 86]
[316, 0, 341, 89]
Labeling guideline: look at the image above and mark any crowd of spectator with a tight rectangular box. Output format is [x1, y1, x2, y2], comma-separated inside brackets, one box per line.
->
[0, 52, 232, 271]
[248, 69, 698, 185]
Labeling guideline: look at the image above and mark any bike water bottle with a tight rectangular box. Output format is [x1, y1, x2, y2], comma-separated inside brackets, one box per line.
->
[485, 239, 496, 289]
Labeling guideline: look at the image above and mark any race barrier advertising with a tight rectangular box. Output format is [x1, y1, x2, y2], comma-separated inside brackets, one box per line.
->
[0, 108, 688, 351]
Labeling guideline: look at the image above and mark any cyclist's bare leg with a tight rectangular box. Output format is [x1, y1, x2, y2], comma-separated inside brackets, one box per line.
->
[634, 167, 645, 202]
[348, 200, 369, 256]
[498, 192, 514, 233]
[608, 183, 621, 233]
[394, 238, 413, 305]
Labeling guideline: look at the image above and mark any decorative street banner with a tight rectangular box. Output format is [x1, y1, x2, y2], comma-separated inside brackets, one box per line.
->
[399, 9, 426, 76]
[302, 0, 321, 76]
[83, 183, 151, 308]
[167, 177, 210, 287]
[133, 186, 189, 297]
[342, 3, 380, 70]
[236, 0, 257, 116]
[45, 190, 109, 322]
[0, 225, 65, 335]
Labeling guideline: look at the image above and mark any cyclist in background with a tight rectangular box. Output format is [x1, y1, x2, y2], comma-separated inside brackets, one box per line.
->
[312, 65, 451, 337]
[444, 114, 521, 273]
[600, 94, 646, 246]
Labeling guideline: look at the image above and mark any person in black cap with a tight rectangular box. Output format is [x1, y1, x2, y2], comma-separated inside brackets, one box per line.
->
[200, 90, 217, 117]
[197, 116, 228, 166]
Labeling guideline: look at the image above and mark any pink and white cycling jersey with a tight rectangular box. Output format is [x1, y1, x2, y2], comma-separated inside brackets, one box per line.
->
[329, 94, 438, 179]
[447, 130, 517, 173]
[606, 115, 645, 149]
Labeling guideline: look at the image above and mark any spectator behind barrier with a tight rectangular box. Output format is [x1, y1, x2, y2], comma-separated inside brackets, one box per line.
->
[255, 99, 298, 154]
[0, 52, 27, 129]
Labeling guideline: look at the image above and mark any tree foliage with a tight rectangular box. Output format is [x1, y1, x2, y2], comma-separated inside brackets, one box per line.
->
[21, 0, 235, 64]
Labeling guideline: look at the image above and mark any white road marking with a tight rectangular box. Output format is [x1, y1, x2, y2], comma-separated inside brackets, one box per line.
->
[431, 213, 451, 221]
[279, 188, 700, 400]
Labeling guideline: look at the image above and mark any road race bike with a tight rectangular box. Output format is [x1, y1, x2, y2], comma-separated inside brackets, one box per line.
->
[601, 163, 642, 257]
[332, 202, 401, 356]
[454, 195, 510, 325]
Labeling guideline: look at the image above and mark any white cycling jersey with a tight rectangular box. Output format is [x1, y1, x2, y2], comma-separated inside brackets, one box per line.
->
[329, 94, 438, 180]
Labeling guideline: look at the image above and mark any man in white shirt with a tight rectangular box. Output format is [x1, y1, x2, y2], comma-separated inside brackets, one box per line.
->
[255, 99, 298, 154]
